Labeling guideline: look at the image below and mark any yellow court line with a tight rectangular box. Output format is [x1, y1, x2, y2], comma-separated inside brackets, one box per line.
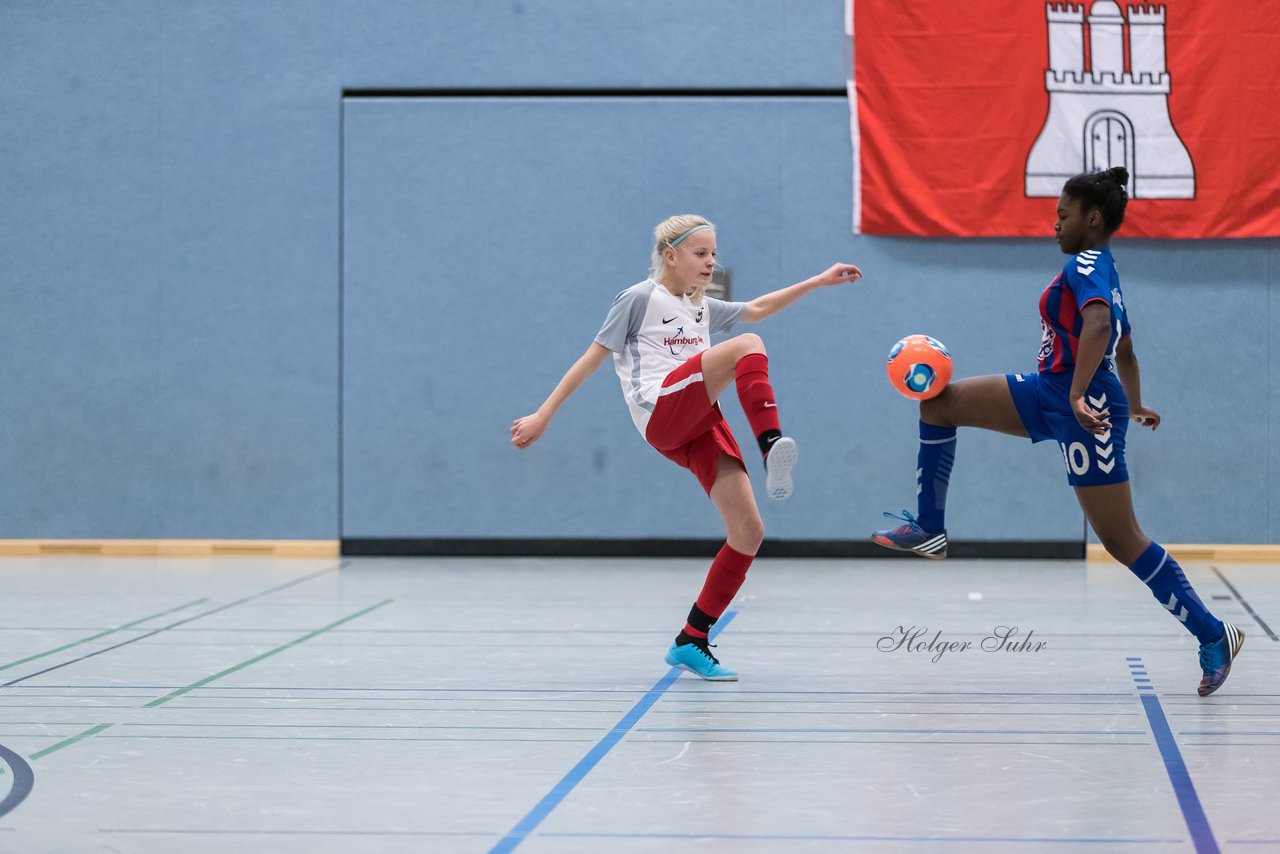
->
[0, 540, 339, 558]
[0, 540, 1272, 562]
[1087, 544, 1280, 564]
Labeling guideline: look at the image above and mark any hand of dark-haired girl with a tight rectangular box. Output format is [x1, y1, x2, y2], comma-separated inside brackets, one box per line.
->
[1070, 395, 1111, 435]
[1131, 405, 1161, 431]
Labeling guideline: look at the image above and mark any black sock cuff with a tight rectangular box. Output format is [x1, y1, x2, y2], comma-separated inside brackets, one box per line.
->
[757, 429, 782, 458]
[686, 604, 716, 635]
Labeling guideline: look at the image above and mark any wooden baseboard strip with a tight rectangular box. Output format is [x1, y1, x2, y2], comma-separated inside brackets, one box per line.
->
[1087, 544, 1280, 563]
[0, 540, 1270, 562]
[0, 540, 339, 558]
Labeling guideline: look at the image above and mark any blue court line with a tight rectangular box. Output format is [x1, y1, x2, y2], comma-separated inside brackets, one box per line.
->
[488, 610, 739, 854]
[540, 831, 1185, 844]
[1128, 657, 1219, 854]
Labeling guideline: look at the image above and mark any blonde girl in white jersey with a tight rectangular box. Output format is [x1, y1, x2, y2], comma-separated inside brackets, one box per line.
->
[512, 215, 861, 680]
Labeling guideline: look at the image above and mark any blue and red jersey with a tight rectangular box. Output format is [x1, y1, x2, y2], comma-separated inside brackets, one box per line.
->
[1037, 247, 1131, 375]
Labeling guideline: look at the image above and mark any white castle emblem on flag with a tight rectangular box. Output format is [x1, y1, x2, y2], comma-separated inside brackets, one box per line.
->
[1025, 2, 1195, 198]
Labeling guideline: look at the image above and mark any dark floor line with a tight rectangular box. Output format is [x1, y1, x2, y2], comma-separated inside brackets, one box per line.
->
[102, 828, 497, 836]
[540, 831, 1183, 844]
[0, 563, 346, 688]
[342, 86, 847, 99]
[27, 598, 391, 761]
[0, 599, 209, 674]
[2, 684, 1149, 696]
[0, 705, 1146, 716]
[1210, 566, 1278, 641]
[635, 727, 1147, 735]
[0, 745, 34, 819]
[0, 733, 1151, 746]
[0, 696, 1145, 706]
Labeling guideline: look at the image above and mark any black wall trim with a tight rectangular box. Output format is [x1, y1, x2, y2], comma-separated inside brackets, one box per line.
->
[342, 538, 1084, 560]
[342, 87, 847, 99]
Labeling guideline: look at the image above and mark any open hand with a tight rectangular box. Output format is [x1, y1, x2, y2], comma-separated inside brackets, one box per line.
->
[1131, 405, 1161, 431]
[511, 411, 549, 450]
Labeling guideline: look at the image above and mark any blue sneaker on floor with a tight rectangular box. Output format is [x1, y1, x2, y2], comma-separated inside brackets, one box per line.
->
[1198, 622, 1244, 697]
[665, 640, 738, 681]
[871, 510, 948, 559]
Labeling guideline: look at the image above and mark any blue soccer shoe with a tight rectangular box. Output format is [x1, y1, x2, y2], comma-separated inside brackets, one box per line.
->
[871, 510, 948, 559]
[1198, 621, 1244, 697]
[665, 639, 738, 681]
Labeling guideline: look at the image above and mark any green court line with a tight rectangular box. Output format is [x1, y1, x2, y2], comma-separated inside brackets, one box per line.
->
[0, 599, 209, 673]
[26, 600, 392, 760]
[30, 723, 115, 759]
[144, 600, 393, 708]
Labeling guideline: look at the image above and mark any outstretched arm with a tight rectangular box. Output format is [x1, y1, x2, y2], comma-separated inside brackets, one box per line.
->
[739, 263, 862, 323]
[1115, 335, 1160, 430]
[511, 342, 612, 449]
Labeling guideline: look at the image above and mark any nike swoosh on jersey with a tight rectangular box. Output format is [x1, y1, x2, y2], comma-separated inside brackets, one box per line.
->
[662, 316, 677, 324]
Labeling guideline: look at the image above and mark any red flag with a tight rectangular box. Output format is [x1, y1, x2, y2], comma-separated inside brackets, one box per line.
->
[850, 1, 1280, 237]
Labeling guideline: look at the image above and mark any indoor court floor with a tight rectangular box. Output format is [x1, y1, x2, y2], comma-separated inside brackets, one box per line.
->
[0, 554, 1275, 853]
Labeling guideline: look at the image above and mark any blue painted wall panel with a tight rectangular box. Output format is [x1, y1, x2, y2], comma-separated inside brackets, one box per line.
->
[0, 1, 342, 537]
[1091, 242, 1273, 546]
[0, 0, 1275, 543]
[341, 98, 1083, 541]
[0, 2, 165, 536]
[338, 0, 848, 90]
[148, 2, 342, 537]
[1272, 239, 1279, 541]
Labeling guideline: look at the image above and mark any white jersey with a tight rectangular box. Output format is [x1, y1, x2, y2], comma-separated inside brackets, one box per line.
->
[594, 278, 746, 436]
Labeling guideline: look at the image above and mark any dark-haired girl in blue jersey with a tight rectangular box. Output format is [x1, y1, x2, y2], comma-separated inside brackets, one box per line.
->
[871, 166, 1243, 697]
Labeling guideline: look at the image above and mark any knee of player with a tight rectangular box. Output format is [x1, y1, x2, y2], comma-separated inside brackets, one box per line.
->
[1098, 530, 1145, 565]
[919, 391, 949, 424]
[736, 516, 765, 552]
[734, 333, 766, 356]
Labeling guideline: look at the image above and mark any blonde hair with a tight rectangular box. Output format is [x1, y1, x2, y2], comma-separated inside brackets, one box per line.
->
[650, 214, 715, 303]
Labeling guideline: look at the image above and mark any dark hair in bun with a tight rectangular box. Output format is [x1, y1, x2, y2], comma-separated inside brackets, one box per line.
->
[1063, 167, 1129, 235]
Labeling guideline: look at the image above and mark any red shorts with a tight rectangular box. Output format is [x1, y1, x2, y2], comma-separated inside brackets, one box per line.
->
[644, 352, 745, 495]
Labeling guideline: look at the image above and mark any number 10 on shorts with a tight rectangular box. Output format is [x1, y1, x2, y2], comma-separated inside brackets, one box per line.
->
[1059, 441, 1090, 476]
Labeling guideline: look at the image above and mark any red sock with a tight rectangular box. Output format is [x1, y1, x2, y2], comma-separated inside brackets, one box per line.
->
[681, 543, 755, 637]
[734, 353, 781, 439]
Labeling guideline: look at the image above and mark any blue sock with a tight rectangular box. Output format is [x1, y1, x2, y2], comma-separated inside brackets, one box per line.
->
[1128, 542, 1223, 644]
[915, 421, 956, 534]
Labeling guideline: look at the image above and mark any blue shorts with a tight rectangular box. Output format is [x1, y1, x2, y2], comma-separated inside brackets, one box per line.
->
[1005, 370, 1129, 487]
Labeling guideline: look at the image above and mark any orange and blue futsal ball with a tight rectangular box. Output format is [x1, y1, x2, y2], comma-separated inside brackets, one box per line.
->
[887, 334, 952, 400]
